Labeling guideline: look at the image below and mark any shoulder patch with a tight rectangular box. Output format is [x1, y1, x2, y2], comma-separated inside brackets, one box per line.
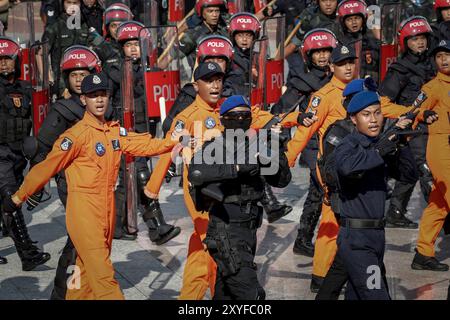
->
[311, 96, 321, 108]
[412, 91, 427, 108]
[174, 120, 185, 132]
[60, 137, 73, 151]
[119, 127, 127, 136]
[204, 117, 216, 129]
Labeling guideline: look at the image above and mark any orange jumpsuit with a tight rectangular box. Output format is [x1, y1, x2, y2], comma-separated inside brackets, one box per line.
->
[415, 72, 450, 257]
[14, 112, 176, 300]
[145, 95, 301, 300]
[285, 76, 415, 279]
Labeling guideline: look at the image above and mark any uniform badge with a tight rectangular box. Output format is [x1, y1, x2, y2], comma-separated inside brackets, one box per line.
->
[112, 139, 120, 151]
[413, 91, 427, 108]
[341, 46, 349, 54]
[60, 137, 73, 151]
[13, 97, 22, 108]
[93, 75, 101, 84]
[95, 142, 106, 156]
[119, 127, 127, 136]
[311, 96, 321, 108]
[205, 117, 216, 129]
[174, 120, 185, 132]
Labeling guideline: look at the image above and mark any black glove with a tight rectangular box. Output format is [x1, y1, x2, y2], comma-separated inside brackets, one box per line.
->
[298, 112, 315, 126]
[423, 110, 437, 122]
[237, 163, 260, 176]
[373, 136, 398, 158]
[3, 196, 19, 214]
[26, 190, 43, 211]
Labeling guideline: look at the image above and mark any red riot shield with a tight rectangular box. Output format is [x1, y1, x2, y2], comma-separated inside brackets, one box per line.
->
[121, 58, 138, 234]
[140, 26, 182, 121]
[380, 3, 402, 82]
[30, 42, 50, 136]
[168, 0, 185, 23]
[253, 0, 267, 13]
[250, 15, 285, 108]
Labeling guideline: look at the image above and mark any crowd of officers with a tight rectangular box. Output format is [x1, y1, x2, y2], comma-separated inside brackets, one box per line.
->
[0, 0, 448, 300]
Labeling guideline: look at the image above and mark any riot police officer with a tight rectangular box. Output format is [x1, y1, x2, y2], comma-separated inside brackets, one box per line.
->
[179, 0, 230, 68]
[25, 45, 102, 299]
[225, 12, 262, 98]
[42, 0, 91, 97]
[0, 36, 51, 271]
[272, 28, 336, 257]
[335, 0, 381, 80]
[188, 95, 292, 299]
[113, 21, 181, 244]
[432, 0, 450, 41]
[80, 0, 104, 34]
[379, 16, 436, 228]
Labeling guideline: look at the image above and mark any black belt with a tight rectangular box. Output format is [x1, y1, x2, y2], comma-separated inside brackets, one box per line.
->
[340, 217, 385, 229]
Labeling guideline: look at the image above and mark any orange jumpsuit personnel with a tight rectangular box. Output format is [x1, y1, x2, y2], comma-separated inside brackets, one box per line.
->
[285, 45, 417, 286]
[412, 41, 450, 271]
[145, 62, 303, 300]
[6, 74, 178, 300]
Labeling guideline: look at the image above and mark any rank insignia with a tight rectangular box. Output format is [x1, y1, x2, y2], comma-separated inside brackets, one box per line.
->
[95, 142, 106, 156]
[60, 137, 73, 151]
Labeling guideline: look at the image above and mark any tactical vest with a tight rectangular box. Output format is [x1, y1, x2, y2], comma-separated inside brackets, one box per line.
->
[0, 81, 32, 146]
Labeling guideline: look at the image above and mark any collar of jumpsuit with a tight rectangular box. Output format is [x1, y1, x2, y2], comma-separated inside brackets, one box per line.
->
[330, 75, 348, 90]
[83, 109, 117, 132]
[437, 71, 450, 83]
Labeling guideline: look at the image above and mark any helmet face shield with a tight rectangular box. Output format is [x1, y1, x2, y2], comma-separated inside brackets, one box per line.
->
[0, 37, 20, 60]
[228, 13, 262, 40]
[116, 21, 146, 43]
[301, 28, 338, 61]
[61, 45, 101, 73]
[196, 35, 234, 63]
[104, 3, 133, 25]
[398, 16, 432, 52]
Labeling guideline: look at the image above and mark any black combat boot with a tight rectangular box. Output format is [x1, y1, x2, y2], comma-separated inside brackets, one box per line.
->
[165, 162, 177, 183]
[4, 210, 50, 271]
[293, 221, 315, 257]
[385, 206, 418, 229]
[310, 274, 324, 293]
[142, 199, 181, 245]
[0, 256, 6, 264]
[411, 250, 449, 271]
[261, 183, 292, 223]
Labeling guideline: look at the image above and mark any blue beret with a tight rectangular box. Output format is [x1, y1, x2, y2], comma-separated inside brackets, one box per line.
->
[220, 95, 250, 115]
[347, 91, 381, 114]
[343, 77, 378, 97]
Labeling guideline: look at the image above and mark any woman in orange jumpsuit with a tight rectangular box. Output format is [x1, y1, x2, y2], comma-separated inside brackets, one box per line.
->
[4, 73, 180, 300]
[412, 41, 450, 272]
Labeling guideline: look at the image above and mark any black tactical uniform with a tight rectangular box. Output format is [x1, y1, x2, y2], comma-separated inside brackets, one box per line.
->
[272, 63, 332, 257]
[335, 27, 381, 81]
[188, 128, 292, 300]
[40, 0, 61, 27]
[379, 49, 435, 228]
[42, 12, 90, 97]
[81, 0, 104, 34]
[109, 56, 181, 244]
[0, 76, 51, 271]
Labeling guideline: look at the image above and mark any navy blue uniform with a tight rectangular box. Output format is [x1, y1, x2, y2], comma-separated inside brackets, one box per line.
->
[333, 131, 418, 299]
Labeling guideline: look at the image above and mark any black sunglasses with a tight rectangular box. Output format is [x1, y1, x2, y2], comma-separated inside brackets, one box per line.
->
[222, 111, 252, 120]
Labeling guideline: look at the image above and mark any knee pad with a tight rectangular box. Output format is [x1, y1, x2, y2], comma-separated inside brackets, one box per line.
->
[136, 167, 151, 190]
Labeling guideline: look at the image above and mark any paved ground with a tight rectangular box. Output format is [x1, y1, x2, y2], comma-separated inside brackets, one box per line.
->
[0, 159, 449, 300]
